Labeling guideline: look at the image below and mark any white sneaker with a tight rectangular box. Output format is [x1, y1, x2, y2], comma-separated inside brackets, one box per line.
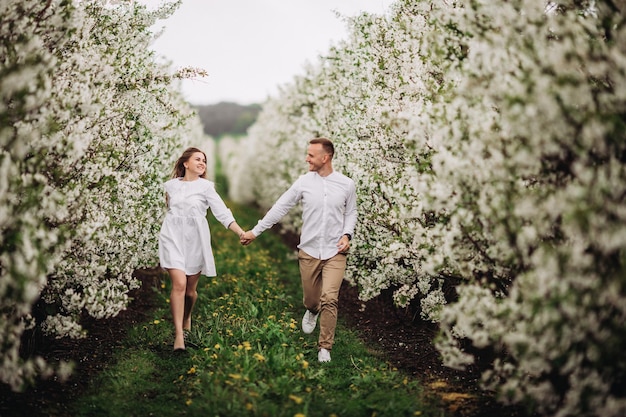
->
[301, 310, 319, 334]
[318, 348, 331, 362]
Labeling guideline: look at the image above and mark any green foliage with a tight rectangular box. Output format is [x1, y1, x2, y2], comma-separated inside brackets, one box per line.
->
[195, 102, 261, 138]
[72, 203, 440, 417]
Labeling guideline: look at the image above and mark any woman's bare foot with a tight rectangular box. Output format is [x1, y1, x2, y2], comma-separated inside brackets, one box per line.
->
[173, 333, 185, 351]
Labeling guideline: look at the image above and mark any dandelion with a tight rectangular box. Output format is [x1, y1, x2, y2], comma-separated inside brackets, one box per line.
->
[214, 344, 221, 350]
[153, 319, 160, 325]
[294, 413, 306, 417]
[245, 402, 254, 410]
[243, 341, 252, 351]
[289, 394, 303, 404]
[160, 283, 166, 289]
[229, 373, 242, 380]
[187, 367, 196, 374]
[186, 399, 192, 406]
[253, 353, 266, 362]
[302, 360, 309, 370]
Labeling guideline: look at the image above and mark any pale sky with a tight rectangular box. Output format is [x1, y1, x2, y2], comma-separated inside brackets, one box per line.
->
[139, 0, 393, 105]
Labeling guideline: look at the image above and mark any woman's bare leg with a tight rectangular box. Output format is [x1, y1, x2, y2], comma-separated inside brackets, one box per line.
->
[183, 273, 200, 331]
[168, 268, 187, 350]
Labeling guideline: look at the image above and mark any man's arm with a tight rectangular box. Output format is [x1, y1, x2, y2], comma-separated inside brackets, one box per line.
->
[240, 180, 301, 246]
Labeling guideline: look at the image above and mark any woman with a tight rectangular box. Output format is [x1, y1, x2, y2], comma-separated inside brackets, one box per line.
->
[159, 147, 245, 351]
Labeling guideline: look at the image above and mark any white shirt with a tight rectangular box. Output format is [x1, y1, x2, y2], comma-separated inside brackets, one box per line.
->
[252, 171, 357, 260]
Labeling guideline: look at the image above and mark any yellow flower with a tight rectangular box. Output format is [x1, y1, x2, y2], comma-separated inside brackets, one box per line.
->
[243, 341, 252, 351]
[302, 360, 309, 369]
[229, 373, 242, 380]
[253, 353, 266, 362]
[245, 402, 254, 411]
[414, 412, 423, 416]
[289, 394, 303, 405]
[294, 413, 306, 417]
[186, 399, 192, 406]
[160, 283, 166, 289]
[214, 344, 221, 349]
[153, 320, 160, 325]
[187, 367, 196, 374]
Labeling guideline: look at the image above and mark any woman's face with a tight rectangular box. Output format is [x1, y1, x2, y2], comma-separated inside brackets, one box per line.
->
[184, 152, 207, 177]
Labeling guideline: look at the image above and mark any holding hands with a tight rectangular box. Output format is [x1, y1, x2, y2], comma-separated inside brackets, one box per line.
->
[240, 230, 256, 246]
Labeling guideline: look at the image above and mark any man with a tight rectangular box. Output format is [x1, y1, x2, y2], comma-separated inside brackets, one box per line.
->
[241, 137, 357, 363]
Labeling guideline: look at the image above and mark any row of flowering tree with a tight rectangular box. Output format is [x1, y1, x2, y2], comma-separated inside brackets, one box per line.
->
[223, 1, 626, 416]
[0, 0, 209, 390]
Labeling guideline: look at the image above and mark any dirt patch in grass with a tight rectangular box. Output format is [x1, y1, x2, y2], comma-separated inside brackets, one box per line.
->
[0, 268, 163, 417]
[338, 281, 531, 417]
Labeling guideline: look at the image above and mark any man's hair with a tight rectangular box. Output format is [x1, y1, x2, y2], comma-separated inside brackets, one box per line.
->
[309, 137, 334, 158]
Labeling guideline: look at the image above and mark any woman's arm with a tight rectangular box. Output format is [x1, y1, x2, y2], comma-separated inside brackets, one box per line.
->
[228, 221, 246, 239]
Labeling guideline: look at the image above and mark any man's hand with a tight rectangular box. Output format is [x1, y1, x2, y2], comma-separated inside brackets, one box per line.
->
[240, 231, 257, 246]
[336, 235, 350, 253]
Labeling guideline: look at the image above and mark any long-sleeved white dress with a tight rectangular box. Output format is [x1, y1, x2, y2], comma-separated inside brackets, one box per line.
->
[158, 177, 235, 276]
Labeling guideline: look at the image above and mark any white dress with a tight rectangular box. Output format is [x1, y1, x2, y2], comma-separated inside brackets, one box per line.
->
[158, 177, 235, 276]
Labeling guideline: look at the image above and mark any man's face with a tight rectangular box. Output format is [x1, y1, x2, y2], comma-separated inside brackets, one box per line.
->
[305, 143, 327, 172]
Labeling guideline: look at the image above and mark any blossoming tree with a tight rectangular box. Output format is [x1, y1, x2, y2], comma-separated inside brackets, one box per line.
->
[0, 0, 206, 390]
[224, 0, 626, 415]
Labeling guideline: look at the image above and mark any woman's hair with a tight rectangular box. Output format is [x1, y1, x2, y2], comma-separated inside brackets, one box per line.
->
[171, 147, 208, 179]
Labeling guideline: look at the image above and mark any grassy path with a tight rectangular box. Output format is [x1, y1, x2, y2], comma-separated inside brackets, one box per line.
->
[71, 201, 444, 417]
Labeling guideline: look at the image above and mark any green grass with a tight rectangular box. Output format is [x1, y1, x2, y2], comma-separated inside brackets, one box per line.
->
[72, 201, 445, 417]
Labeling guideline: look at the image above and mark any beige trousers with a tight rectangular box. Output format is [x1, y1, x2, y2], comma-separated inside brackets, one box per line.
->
[298, 250, 347, 351]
